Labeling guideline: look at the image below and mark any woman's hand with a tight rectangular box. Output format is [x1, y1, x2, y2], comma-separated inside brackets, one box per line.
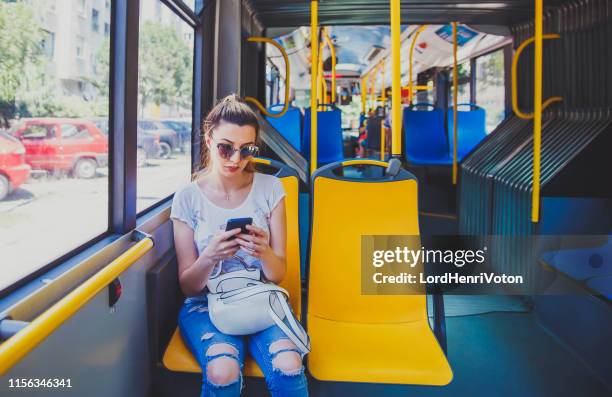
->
[236, 224, 273, 260]
[200, 228, 242, 265]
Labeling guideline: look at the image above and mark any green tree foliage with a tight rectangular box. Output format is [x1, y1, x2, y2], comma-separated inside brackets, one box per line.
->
[0, 1, 44, 127]
[88, 37, 110, 116]
[137, 21, 192, 116]
[93, 21, 192, 117]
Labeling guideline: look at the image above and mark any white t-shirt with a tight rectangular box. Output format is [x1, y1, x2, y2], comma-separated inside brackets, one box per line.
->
[170, 172, 286, 282]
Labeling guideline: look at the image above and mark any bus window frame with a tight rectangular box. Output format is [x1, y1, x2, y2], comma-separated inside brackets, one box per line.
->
[0, 0, 206, 300]
[471, 45, 511, 126]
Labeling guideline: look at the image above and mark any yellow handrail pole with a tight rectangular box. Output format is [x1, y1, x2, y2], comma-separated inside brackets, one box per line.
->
[452, 22, 458, 185]
[0, 236, 154, 375]
[317, 41, 324, 109]
[380, 58, 386, 160]
[409, 25, 427, 104]
[310, 1, 318, 175]
[380, 118, 385, 160]
[361, 77, 367, 114]
[370, 72, 375, 109]
[390, 0, 401, 156]
[319, 41, 327, 108]
[381, 59, 386, 106]
[532, 0, 543, 223]
[245, 37, 291, 118]
[323, 28, 336, 103]
[511, 34, 562, 119]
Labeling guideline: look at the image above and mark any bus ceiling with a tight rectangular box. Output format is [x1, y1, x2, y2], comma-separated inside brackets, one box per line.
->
[264, 24, 511, 92]
[245, 0, 574, 27]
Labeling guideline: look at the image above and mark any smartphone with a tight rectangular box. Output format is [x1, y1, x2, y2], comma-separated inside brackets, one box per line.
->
[225, 217, 253, 239]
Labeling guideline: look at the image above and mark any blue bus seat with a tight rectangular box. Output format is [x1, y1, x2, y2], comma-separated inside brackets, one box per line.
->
[303, 107, 344, 165]
[540, 236, 612, 281]
[446, 104, 487, 161]
[266, 104, 302, 152]
[403, 104, 452, 165]
[586, 276, 612, 301]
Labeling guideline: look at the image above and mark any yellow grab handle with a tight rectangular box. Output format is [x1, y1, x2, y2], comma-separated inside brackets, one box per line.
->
[511, 34, 563, 120]
[322, 28, 336, 104]
[341, 159, 389, 168]
[0, 236, 154, 375]
[245, 37, 290, 118]
[452, 22, 458, 185]
[250, 157, 271, 166]
[409, 25, 428, 104]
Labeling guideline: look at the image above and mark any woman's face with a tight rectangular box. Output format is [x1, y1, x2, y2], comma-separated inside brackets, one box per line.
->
[206, 122, 257, 177]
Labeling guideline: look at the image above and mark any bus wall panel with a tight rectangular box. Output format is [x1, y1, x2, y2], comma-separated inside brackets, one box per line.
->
[0, 216, 176, 397]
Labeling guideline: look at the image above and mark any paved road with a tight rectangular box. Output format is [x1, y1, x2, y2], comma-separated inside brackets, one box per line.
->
[0, 155, 191, 290]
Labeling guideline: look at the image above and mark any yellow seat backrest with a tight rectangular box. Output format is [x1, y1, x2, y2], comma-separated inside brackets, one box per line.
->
[308, 165, 425, 324]
[277, 174, 301, 317]
[253, 158, 301, 317]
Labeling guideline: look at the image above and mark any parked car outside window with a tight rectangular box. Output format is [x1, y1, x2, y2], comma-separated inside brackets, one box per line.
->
[10, 118, 108, 179]
[0, 131, 31, 200]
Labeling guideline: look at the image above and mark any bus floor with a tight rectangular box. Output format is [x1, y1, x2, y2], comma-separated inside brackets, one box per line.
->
[241, 310, 610, 397]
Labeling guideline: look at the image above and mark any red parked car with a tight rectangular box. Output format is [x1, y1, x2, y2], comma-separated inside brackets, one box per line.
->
[10, 118, 108, 179]
[0, 131, 31, 200]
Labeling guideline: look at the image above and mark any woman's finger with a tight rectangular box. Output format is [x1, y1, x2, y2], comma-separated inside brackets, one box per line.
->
[234, 237, 250, 247]
[237, 233, 254, 242]
[219, 228, 242, 241]
[246, 224, 266, 237]
[219, 239, 239, 251]
[251, 236, 266, 246]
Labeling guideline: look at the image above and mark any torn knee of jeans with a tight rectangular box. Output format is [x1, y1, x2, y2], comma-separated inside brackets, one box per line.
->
[205, 356, 241, 388]
[205, 343, 239, 358]
[272, 350, 304, 376]
[201, 332, 215, 341]
[269, 338, 296, 355]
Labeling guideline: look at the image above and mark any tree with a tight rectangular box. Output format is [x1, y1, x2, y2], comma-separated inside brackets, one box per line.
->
[92, 21, 192, 117]
[0, 1, 44, 128]
[88, 37, 110, 116]
[138, 21, 192, 116]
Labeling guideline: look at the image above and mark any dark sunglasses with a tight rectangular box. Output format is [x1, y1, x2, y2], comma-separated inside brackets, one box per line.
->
[215, 141, 259, 160]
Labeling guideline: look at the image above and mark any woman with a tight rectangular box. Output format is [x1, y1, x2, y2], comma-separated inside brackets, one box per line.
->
[170, 95, 308, 396]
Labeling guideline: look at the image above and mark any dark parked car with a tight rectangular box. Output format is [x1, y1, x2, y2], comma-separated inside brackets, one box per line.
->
[159, 119, 191, 153]
[90, 118, 161, 167]
[0, 131, 31, 200]
[137, 120, 178, 159]
[136, 127, 161, 167]
[10, 118, 108, 179]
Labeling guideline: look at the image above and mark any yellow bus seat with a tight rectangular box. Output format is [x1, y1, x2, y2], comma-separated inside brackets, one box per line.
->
[306, 160, 453, 385]
[162, 159, 302, 377]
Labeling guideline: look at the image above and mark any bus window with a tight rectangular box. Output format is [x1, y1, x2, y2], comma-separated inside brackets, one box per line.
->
[448, 60, 471, 105]
[0, 0, 110, 291]
[476, 48, 505, 132]
[136, 0, 194, 213]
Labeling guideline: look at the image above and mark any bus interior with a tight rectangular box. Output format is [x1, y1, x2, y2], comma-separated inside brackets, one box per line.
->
[0, 0, 611, 396]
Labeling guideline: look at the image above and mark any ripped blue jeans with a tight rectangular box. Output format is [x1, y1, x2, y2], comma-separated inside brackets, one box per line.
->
[178, 297, 309, 397]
